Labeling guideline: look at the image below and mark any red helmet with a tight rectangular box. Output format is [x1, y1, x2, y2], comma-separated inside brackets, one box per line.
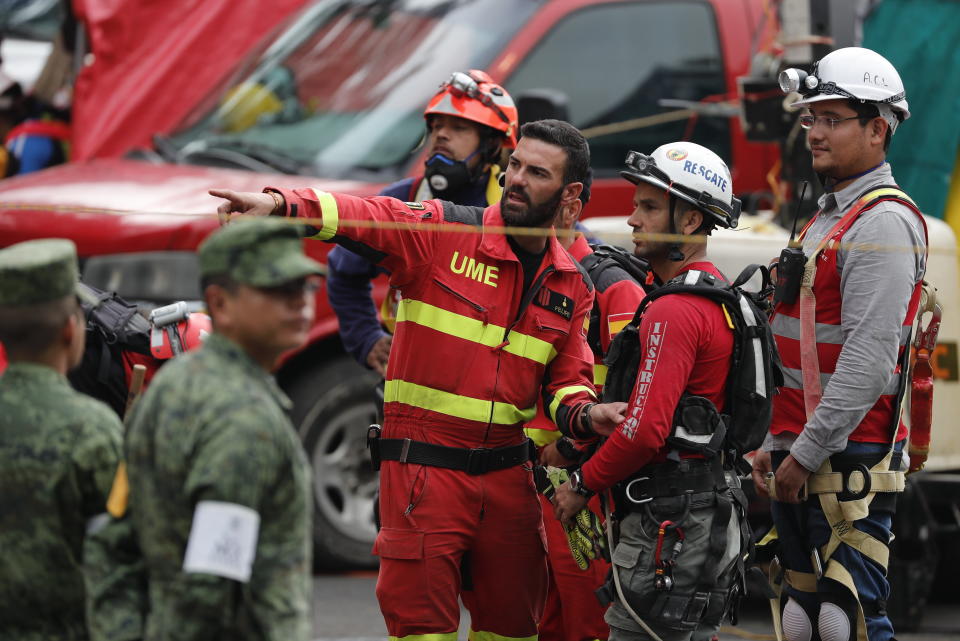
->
[149, 302, 212, 359]
[424, 70, 518, 148]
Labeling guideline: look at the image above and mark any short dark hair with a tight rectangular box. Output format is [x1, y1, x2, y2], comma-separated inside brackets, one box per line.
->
[672, 197, 716, 236]
[519, 119, 590, 186]
[579, 167, 593, 206]
[0, 296, 78, 358]
[200, 273, 241, 330]
[847, 99, 896, 152]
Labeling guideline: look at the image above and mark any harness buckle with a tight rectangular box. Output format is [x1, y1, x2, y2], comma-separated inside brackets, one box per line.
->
[842, 463, 872, 501]
[466, 447, 492, 475]
[625, 476, 653, 504]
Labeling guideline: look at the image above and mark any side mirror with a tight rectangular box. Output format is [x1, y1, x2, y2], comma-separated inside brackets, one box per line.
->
[515, 89, 570, 128]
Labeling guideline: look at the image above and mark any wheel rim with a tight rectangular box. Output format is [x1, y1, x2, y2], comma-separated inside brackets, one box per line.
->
[305, 394, 379, 542]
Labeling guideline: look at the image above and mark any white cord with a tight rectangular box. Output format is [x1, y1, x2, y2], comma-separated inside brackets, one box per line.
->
[604, 494, 665, 641]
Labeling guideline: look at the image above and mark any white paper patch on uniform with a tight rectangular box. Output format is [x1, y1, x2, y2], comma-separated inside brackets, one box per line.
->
[183, 500, 260, 583]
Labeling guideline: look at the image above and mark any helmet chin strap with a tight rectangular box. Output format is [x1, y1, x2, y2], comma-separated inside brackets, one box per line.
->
[667, 194, 685, 262]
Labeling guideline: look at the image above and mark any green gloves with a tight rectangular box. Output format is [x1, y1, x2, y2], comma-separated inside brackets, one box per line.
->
[535, 466, 608, 570]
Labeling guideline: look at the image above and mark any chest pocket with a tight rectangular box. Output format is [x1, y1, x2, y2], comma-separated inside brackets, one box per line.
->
[530, 310, 571, 338]
[505, 309, 570, 369]
[431, 276, 490, 324]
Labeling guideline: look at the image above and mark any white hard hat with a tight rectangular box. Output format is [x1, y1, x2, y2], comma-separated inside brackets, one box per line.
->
[788, 47, 909, 133]
[620, 141, 740, 229]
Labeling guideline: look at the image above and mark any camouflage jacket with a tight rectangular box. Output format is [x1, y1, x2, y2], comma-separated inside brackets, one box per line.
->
[87, 332, 312, 641]
[0, 362, 122, 641]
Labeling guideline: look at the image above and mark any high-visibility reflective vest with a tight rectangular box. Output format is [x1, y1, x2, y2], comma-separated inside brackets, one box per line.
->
[771, 187, 927, 443]
[274, 188, 598, 448]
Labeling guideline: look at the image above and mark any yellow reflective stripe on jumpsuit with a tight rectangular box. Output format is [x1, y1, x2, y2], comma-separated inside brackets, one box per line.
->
[523, 426, 562, 447]
[524, 365, 607, 445]
[469, 630, 538, 641]
[385, 379, 536, 425]
[547, 385, 594, 423]
[397, 298, 558, 365]
[593, 363, 608, 387]
[389, 634, 459, 641]
[308, 189, 340, 240]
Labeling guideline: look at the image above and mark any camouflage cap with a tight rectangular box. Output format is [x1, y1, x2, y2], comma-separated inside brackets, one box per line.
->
[0, 238, 80, 306]
[199, 217, 324, 287]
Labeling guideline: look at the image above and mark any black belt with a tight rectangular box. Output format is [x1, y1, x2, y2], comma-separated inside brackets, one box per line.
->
[376, 437, 535, 475]
[622, 459, 725, 507]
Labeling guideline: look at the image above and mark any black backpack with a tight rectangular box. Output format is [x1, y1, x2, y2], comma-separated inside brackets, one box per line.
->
[603, 264, 783, 465]
[578, 244, 660, 357]
[68, 283, 153, 417]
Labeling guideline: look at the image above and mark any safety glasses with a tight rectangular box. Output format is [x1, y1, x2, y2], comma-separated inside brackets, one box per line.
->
[798, 114, 861, 130]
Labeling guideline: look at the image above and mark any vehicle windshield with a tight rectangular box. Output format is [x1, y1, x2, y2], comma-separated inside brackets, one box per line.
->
[169, 0, 540, 181]
[0, 0, 62, 40]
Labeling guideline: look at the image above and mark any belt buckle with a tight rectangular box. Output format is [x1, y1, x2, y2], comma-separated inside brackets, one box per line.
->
[466, 447, 492, 475]
[625, 476, 653, 504]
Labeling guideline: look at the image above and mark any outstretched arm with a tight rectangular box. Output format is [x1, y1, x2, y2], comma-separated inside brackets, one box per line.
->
[209, 189, 277, 223]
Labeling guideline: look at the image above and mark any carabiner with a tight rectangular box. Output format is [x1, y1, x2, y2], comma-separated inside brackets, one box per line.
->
[913, 302, 942, 353]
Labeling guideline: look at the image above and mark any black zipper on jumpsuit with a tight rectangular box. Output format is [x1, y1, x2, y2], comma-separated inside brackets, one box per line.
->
[433, 278, 489, 320]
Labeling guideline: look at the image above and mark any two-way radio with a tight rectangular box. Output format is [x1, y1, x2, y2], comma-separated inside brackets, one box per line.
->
[773, 181, 809, 306]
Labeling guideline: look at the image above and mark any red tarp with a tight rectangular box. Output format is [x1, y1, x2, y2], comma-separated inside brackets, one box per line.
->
[70, 0, 308, 160]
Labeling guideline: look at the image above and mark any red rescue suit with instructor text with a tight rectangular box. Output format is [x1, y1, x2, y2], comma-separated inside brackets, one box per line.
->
[770, 192, 928, 442]
[272, 187, 598, 641]
[581, 262, 733, 491]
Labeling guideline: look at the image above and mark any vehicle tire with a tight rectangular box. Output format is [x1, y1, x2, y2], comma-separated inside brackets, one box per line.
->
[284, 355, 381, 571]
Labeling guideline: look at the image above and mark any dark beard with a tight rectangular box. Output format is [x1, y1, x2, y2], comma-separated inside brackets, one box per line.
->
[634, 239, 673, 262]
[500, 185, 564, 228]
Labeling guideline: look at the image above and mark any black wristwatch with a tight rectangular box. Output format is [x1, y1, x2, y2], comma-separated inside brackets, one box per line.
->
[576, 402, 597, 439]
[555, 436, 581, 463]
[569, 468, 595, 499]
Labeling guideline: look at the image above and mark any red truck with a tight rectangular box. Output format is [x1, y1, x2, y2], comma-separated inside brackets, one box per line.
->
[0, 0, 779, 568]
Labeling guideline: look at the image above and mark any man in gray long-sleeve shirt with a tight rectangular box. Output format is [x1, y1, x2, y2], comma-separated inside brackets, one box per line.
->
[751, 47, 925, 641]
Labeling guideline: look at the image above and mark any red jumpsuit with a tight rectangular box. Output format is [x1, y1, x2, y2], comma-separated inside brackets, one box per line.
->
[526, 235, 647, 641]
[274, 188, 598, 641]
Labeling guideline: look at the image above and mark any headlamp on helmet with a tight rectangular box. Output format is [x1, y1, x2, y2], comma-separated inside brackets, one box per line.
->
[441, 71, 512, 128]
[780, 47, 910, 134]
[149, 302, 210, 359]
[778, 68, 819, 95]
[423, 69, 518, 148]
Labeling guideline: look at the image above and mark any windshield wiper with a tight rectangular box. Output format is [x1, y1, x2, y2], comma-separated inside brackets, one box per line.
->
[152, 133, 180, 163]
[176, 139, 304, 175]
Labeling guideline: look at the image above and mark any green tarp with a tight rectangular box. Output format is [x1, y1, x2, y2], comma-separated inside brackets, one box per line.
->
[863, 0, 960, 219]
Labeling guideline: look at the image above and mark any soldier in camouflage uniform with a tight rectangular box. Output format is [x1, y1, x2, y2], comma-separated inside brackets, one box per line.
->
[0, 239, 124, 640]
[86, 218, 320, 641]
